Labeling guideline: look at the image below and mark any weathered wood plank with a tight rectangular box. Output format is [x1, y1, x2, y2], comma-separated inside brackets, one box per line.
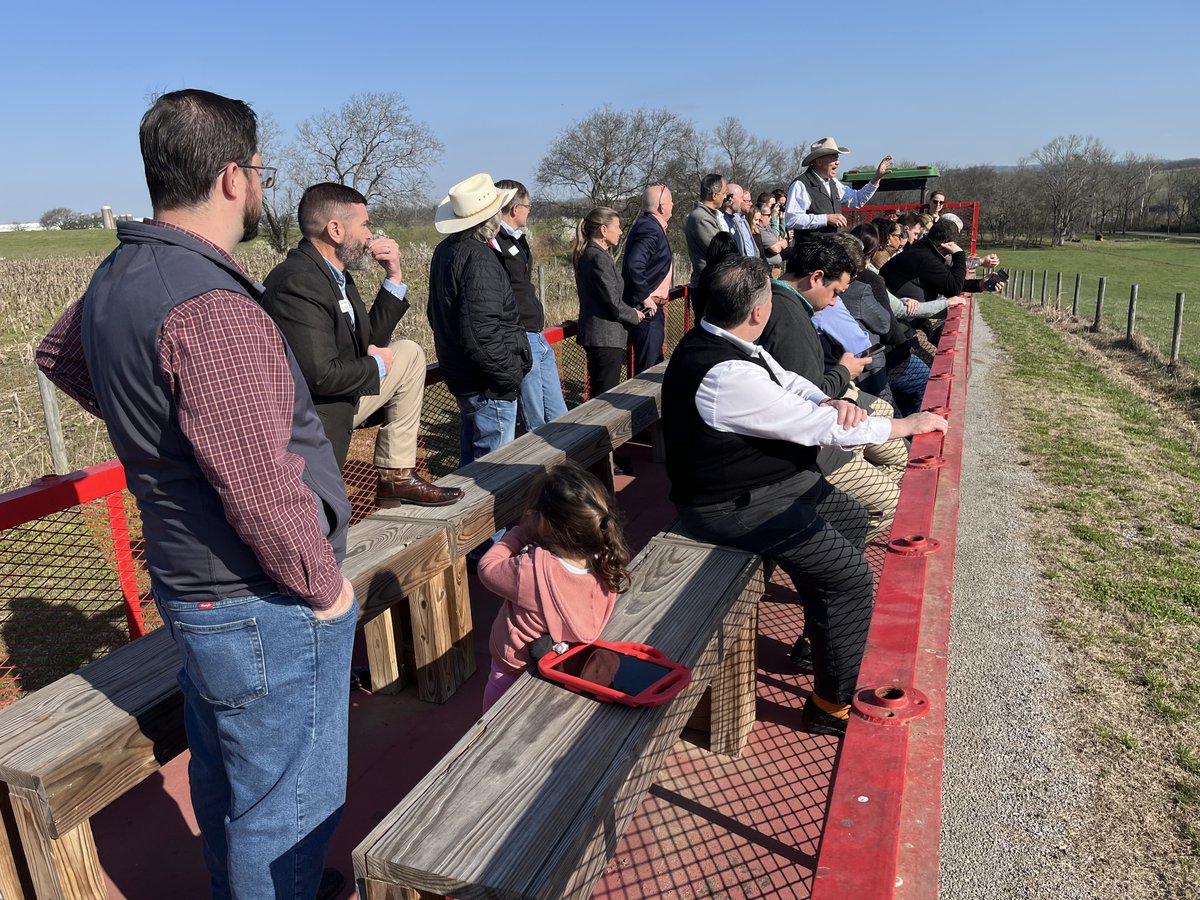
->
[707, 577, 762, 758]
[356, 539, 760, 898]
[8, 786, 104, 900]
[407, 570, 461, 704]
[444, 557, 476, 686]
[380, 365, 665, 558]
[364, 607, 406, 695]
[0, 788, 30, 900]
[344, 517, 450, 622]
[0, 627, 184, 837]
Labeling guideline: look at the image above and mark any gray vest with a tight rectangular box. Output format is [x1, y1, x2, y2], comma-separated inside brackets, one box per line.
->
[791, 169, 842, 244]
[81, 220, 350, 602]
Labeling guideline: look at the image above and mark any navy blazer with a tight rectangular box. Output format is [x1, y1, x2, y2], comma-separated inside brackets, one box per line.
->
[620, 213, 672, 309]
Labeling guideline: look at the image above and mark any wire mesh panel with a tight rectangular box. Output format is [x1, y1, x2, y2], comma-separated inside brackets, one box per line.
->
[0, 497, 154, 703]
[0, 293, 695, 705]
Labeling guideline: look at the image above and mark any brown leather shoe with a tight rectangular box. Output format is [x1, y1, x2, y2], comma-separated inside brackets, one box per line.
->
[377, 468, 464, 507]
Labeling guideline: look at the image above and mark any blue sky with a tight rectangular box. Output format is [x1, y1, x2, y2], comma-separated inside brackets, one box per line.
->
[3, 0, 1195, 222]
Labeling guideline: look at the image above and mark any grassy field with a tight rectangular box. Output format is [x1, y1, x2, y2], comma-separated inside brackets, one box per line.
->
[0, 230, 119, 259]
[979, 239, 1200, 369]
[980, 294, 1200, 894]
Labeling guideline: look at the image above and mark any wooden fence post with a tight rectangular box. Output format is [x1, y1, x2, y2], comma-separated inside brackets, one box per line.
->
[1017, 269, 1025, 299]
[1093, 276, 1106, 331]
[1171, 292, 1185, 365]
[1126, 284, 1138, 341]
[1040, 270, 1048, 306]
[537, 265, 545, 305]
[1054, 272, 1062, 310]
[1072, 273, 1081, 317]
[35, 370, 70, 475]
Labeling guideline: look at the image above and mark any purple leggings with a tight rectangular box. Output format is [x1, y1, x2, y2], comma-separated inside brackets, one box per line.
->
[481, 660, 521, 713]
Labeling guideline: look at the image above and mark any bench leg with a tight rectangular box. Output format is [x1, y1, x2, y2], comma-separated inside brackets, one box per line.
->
[364, 606, 407, 695]
[586, 455, 615, 496]
[445, 557, 476, 686]
[407, 559, 475, 704]
[708, 592, 760, 759]
[7, 786, 104, 900]
[0, 789, 30, 899]
[359, 875, 443, 899]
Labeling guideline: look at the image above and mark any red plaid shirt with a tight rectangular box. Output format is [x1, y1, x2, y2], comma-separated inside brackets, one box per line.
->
[36, 221, 343, 609]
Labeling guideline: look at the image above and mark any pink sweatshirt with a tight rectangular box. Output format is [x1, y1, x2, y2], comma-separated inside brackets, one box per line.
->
[479, 526, 618, 676]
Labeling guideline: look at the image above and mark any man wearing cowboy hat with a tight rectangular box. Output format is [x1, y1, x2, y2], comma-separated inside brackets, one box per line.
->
[784, 137, 893, 245]
[262, 182, 464, 508]
[428, 174, 532, 467]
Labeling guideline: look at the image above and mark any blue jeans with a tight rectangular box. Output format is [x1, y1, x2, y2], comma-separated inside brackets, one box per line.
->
[518, 332, 568, 431]
[889, 354, 931, 417]
[456, 393, 518, 467]
[154, 586, 358, 900]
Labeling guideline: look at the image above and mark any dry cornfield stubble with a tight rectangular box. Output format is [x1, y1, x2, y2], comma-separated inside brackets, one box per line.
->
[0, 241, 588, 492]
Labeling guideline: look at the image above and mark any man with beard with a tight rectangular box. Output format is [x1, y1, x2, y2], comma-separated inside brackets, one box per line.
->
[36, 90, 355, 898]
[263, 182, 462, 507]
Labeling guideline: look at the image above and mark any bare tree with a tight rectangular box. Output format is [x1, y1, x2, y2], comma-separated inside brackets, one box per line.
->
[710, 117, 792, 194]
[292, 92, 442, 205]
[256, 114, 302, 253]
[1028, 134, 1107, 245]
[536, 106, 698, 210]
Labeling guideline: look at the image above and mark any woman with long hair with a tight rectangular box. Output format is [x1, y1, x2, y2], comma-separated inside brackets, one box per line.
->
[573, 207, 643, 397]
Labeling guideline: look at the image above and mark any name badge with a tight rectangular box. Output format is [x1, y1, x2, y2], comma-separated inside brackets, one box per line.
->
[338, 298, 353, 315]
[508, 244, 519, 256]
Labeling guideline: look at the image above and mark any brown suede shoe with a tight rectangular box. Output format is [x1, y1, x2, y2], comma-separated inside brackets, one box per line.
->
[377, 468, 464, 507]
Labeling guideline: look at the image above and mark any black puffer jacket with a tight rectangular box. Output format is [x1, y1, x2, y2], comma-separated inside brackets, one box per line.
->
[428, 234, 531, 400]
[880, 237, 985, 301]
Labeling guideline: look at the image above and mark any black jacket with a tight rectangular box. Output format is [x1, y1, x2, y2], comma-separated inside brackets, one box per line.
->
[262, 239, 409, 467]
[428, 234, 531, 400]
[880, 237, 985, 302]
[493, 228, 543, 332]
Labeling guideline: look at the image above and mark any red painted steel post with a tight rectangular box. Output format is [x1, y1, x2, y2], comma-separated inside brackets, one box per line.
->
[105, 491, 146, 639]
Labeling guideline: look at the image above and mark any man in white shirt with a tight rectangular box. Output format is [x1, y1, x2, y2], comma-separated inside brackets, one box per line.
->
[785, 137, 893, 245]
[661, 256, 946, 735]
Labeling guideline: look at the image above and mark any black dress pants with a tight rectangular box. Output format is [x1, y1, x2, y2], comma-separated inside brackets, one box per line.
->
[675, 470, 873, 705]
[584, 345, 625, 397]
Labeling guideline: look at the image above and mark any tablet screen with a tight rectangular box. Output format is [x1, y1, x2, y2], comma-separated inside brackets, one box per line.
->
[557, 647, 673, 695]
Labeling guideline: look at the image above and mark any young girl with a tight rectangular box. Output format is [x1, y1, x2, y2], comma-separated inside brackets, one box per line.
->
[478, 462, 632, 713]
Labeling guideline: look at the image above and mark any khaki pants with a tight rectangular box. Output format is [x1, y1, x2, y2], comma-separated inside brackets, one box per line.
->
[824, 395, 910, 540]
[352, 339, 425, 469]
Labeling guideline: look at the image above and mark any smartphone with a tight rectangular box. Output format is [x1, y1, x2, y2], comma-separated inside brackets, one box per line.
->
[858, 343, 885, 358]
[983, 268, 1009, 291]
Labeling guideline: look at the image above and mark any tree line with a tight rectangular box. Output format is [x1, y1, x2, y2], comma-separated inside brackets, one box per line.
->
[36, 97, 1200, 249]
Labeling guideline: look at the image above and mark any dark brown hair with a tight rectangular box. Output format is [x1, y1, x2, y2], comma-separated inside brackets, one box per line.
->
[139, 89, 258, 213]
[526, 462, 631, 594]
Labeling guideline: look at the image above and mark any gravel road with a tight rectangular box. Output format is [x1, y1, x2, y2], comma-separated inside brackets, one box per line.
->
[940, 307, 1092, 898]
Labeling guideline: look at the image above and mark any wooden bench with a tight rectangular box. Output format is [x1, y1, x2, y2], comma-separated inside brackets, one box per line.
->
[353, 527, 765, 900]
[0, 513, 448, 900]
[362, 363, 666, 702]
[0, 365, 666, 898]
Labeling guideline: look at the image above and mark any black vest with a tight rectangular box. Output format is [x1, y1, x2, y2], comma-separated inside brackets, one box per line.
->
[81, 221, 351, 602]
[663, 327, 818, 506]
[791, 168, 842, 244]
[493, 230, 543, 332]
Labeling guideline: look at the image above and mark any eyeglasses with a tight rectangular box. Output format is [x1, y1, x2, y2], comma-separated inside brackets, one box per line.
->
[514, 202, 532, 212]
[219, 163, 277, 190]
[931, 198, 945, 205]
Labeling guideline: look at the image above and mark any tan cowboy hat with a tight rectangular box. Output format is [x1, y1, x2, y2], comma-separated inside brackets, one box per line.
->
[801, 137, 851, 168]
[434, 174, 518, 234]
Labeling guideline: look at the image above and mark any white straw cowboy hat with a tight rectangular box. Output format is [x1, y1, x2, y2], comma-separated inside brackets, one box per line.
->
[434, 174, 518, 234]
[940, 213, 964, 231]
[801, 137, 851, 168]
